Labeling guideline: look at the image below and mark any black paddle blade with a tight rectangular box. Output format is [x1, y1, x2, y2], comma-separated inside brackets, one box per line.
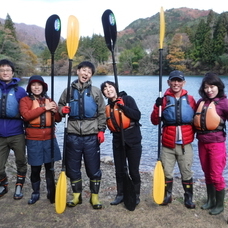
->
[101, 9, 117, 52]
[123, 172, 136, 211]
[45, 14, 61, 54]
[47, 174, 56, 204]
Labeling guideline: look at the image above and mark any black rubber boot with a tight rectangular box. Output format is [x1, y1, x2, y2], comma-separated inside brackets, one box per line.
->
[67, 179, 82, 207]
[0, 176, 8, 197]
[182, 179, 196, 209]
[14, 173, 26, 200]
[110, 182, 124, 205]
[201, 184, 216, 210]
[160, 178, 173, 206]
[209, 189, 225, 215]
[28, 181, 40, 205]
[90, 180, 102, 209]
[134, 183, 141, 205]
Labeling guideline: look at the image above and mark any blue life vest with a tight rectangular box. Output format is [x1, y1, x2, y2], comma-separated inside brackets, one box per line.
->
[163, 95, 194, 126]
[0, 87, 20, 119]
[69, 86, 98, 120]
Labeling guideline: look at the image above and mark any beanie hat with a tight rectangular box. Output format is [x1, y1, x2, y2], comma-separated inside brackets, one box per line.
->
[26, 75, 48, 93]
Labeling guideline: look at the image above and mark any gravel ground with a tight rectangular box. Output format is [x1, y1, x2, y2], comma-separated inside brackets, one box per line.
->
[1, 154, 228, 228]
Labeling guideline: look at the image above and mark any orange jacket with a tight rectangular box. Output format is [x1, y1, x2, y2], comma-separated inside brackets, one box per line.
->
[20, 96, 61, 140]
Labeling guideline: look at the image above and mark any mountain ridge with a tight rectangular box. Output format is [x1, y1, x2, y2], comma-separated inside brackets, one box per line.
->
[0, 7, 220, 55]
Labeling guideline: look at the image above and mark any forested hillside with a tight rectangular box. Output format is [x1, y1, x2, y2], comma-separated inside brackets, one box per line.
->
[0, 7, 228, 76]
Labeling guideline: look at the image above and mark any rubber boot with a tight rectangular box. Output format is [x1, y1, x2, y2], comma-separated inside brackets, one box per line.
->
[134, 182, 141, 205]
[90, 180, 102, 209]
[28, 181, 40, 204]
[160, 178, 173, 206]
[110, 182, 124, 205]
[0, 176, 8, 197]
[67, 179, 82, 207]
[182, 179, 196, 209]
[14, 173, 26, 200]
[201, 184, 216, 210]
[209, 189, 225, 215]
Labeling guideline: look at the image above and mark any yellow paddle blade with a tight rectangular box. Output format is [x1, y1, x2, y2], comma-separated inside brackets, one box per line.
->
[55, 171, 67, 214]
[159, 7, 165, 49]
[153, 161, 165, 204]
[67, 15, 80, 60]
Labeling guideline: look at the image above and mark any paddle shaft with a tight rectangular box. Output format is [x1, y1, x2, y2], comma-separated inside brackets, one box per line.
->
[62, 59, 73, 170]
[157, 7, 165, 161]
[157, 48, 163, 160]
[110, 48, 128, 169]
[111, 51, 119, 94]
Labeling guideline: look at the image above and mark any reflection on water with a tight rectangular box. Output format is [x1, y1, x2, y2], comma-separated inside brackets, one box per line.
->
[19, 75, 228, 182]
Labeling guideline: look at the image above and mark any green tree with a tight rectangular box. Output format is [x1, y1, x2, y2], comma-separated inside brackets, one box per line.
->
[118, 49, 135, 74]
[201, 31, 214, 67]
[79, 35, 109, 66]
[213, 13, 227, 57]
[4, 14, 17, 41]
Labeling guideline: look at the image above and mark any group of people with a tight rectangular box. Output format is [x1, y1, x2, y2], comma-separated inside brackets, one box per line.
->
[0, 58, 227, 216]
[151, 70, 228, 215]
[0, 59, 142, 210]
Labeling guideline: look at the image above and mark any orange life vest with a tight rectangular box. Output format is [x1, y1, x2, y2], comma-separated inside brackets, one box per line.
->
[105, 103, 131, 132]
[29, 99, 53, 128]
[193, 101, 224, 131]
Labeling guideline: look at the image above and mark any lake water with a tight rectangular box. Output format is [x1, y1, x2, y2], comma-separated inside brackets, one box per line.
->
[20, 75, 228, 182]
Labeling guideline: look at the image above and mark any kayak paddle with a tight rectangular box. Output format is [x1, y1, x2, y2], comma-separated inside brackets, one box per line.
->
[152, 7, 165, 205]
[102, 9, 136, 211]
[55, 15, 80, 214]
[45, 14, 61, 204]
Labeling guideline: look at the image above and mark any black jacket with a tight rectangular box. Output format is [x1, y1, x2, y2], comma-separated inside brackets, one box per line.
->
[108, 91, 142, 147]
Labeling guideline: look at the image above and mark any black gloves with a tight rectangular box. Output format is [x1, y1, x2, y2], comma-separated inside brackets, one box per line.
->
[155, 97, 163, 107]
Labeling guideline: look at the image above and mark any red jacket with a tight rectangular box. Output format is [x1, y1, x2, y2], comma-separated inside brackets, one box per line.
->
[151, 88, 196, 148]
[20, 96, 62, 140]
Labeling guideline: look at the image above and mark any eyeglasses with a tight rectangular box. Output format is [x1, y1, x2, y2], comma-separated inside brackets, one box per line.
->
[0, 69, 12, 73]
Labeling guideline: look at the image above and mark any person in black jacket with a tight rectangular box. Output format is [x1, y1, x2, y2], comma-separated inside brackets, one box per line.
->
[100, 81, 142, 205]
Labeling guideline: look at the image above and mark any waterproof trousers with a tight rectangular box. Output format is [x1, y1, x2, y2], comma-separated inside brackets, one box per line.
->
[65, 134, 102, 181]
[198, 141, 226, 191]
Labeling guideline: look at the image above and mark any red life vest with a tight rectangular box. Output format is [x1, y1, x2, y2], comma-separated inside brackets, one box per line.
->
[29, 99, 53, 128]
[105, 103, 131, 132]
[194, 101, 224, 132]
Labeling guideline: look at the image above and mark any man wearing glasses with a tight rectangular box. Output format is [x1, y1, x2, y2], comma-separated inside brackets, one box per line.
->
[0, 59, 27, 200]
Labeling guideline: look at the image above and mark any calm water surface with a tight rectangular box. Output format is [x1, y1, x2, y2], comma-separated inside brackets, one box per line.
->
[20, 75, 228, 182]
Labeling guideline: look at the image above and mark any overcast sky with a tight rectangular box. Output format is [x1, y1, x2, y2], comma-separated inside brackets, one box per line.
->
[0, 0, 226, 38]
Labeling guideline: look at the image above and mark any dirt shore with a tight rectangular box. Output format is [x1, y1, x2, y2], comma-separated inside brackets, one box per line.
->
[0, 154, 228, 228]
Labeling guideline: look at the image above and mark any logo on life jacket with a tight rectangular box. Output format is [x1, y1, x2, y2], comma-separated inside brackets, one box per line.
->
[105, 103, 131, 132]
[193, 101, 224, 132]
[28, 99, 53, 128]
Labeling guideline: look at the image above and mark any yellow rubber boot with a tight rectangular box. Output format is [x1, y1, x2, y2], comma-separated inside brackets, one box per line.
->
[90, 193, 102, 209]
[67, 193, 82, 207]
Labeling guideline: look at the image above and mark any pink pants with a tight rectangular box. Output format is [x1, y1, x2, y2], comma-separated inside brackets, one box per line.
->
[198, 141, 226, 191]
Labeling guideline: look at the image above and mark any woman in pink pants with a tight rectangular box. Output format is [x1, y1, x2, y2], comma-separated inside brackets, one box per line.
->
[194, 72, 228, 215]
